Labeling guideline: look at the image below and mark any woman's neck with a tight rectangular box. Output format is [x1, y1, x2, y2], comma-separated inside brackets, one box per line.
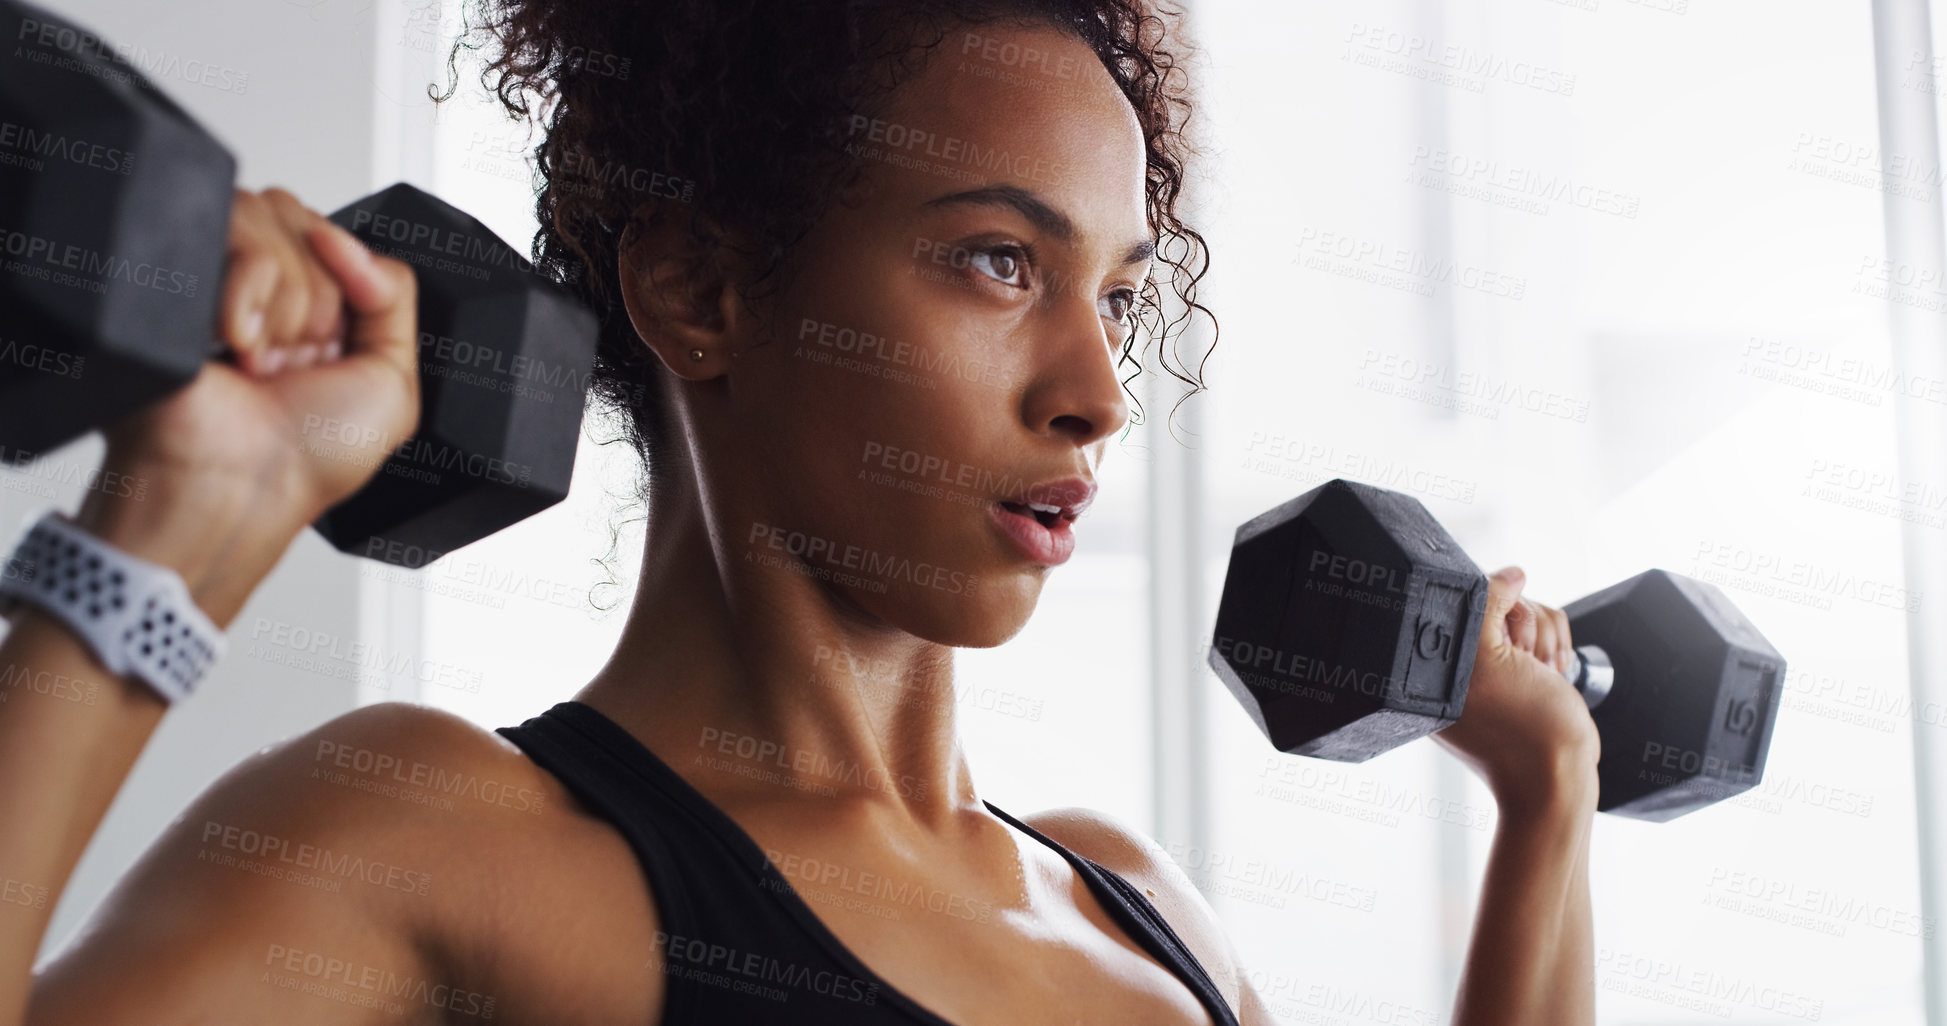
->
[574, 464, 983, 830]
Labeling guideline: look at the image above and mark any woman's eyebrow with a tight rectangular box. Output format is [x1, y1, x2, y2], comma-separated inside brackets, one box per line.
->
[921, 184, 1155, 266]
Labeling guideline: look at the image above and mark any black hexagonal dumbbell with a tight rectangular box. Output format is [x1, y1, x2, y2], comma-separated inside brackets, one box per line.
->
[311, 186, 596, 568]
[0, 0, 597, 569]
[1209, 478, 1786, 822]
[0, 0, 232, 458]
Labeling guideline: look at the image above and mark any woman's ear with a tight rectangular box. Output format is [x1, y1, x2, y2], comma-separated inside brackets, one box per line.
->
[617, 211, 748, 380]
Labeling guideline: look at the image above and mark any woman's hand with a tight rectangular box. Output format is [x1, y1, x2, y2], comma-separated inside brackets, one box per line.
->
[1432, 566, 1601, 819]
[73, 187, 421, 625]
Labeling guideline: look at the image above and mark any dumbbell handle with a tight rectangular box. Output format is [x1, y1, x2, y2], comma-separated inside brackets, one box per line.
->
[1562, 645, 1614, 710]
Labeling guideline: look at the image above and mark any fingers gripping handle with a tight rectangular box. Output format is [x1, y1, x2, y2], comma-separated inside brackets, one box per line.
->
[1562, 645, 1614, 710]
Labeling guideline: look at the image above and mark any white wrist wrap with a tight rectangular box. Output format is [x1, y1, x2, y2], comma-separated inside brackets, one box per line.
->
[0, 511, 225, 704]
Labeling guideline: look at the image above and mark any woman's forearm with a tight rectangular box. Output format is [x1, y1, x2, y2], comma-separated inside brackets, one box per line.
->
[0, 611, 168, 1026]
[1451, 780, 1598, 1026]
[0, 475, 260, 1026]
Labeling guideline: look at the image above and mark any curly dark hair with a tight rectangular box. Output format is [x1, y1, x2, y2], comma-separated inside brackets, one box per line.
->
[439, 0, 1215, 490]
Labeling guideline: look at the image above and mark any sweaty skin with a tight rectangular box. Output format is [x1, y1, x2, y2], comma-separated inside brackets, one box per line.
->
[0, 17, 1596, 1026]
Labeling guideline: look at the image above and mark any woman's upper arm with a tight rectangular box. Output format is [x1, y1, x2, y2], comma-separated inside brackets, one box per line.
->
[24, 704, 466, 1026]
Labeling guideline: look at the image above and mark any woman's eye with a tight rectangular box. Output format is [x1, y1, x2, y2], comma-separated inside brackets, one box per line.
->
[962, 246, 1136, 325]
[1101, 288, 1137, 324]
[970, 245, 1029, 288]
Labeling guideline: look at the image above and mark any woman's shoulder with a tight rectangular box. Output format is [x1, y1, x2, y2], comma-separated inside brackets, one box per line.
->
[273, 699, 669, 1021]
[271, 699, 654, 910]
[1018, 806, 1172, 878]
[1019, 806, 1251, 1014]
[214, 698, 659, 929]
[208, 699, 567, 839]
[283, 699, 547, 800]
[33, 700, 666, 1024]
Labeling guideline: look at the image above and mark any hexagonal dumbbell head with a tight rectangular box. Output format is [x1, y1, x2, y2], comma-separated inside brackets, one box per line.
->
[1209, 478, 1488, 762]
[1565, 569, 1784, 821]
[0, 0, 234, 459]
[312, 184, 599, 569]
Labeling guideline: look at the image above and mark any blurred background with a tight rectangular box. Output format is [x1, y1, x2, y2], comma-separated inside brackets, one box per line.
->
[6, 0, 1940, 1021]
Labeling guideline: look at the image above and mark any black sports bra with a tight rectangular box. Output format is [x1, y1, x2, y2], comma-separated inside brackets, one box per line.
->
[496, 700, 1242, 1025]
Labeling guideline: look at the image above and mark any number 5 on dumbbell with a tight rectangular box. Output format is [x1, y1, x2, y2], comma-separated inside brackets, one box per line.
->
[0, 0, 598, 569]
[1209, 478, 1786, 822]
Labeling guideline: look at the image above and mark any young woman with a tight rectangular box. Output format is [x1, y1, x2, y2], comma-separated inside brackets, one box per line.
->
[0, 2, 1599, 1023]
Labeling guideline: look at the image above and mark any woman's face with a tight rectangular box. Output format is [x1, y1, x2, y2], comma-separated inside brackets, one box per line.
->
[710, 20, 1153, 649]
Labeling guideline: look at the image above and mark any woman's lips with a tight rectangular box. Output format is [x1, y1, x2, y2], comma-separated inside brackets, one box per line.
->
[989, 501, 1075, 566]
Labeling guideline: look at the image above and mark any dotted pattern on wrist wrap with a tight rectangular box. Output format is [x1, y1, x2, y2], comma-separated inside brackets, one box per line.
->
[0, 512, 225, 704]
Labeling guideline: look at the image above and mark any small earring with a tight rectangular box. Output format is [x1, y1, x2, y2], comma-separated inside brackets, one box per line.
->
[689, 348, 705, 362]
